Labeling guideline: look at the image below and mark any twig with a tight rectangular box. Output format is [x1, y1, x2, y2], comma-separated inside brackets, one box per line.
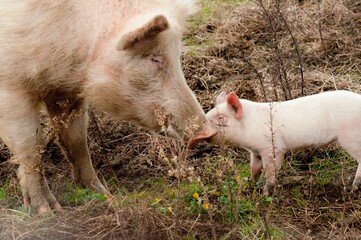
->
[278, 5, 305, 96]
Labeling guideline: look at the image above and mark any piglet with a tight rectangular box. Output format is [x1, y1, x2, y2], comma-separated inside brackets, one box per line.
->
[206, 90, 361, 196]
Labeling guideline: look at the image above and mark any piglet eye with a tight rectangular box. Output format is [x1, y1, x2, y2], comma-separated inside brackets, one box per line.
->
[215, 114, 227, 126]
[151, 56, 164, 70]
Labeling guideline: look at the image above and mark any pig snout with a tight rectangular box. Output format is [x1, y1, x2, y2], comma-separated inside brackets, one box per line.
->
[187, 123, 218, 147]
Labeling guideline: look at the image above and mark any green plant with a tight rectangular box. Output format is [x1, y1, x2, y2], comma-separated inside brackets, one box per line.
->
[60, 185, 108, 205]
[0, 187, 6, 201]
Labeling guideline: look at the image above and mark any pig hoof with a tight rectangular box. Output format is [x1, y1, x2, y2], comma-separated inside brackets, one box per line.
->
[38, 202, 62, 214]
[23, 197, 30, 210]
[37, 202, 51, 215]
[52, 202, 62, 211]
[80, 177, 108, 194]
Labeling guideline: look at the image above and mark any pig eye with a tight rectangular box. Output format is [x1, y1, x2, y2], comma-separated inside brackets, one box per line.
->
[151, 56, 164, 70]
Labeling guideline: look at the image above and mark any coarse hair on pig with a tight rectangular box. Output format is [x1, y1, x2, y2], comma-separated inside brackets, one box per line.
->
[0, 0, 216, 214]
[0, 0, 198, 94]
[206, 90, 361, 196]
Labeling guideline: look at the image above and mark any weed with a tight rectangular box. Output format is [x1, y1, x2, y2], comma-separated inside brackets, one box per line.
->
[0, 186, 6, 201]
[60, 184, 107, 205]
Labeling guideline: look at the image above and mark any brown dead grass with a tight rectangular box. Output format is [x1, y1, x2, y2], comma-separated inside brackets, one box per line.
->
[1, 0, 361, 239]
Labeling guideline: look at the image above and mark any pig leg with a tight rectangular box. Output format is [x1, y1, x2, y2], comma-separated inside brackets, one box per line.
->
[337, 137, 361, 190]
[352, 163, 361, 190]
[45, 97, 108, 194]
[261, 150, 285, 196]
[250, 151, 263, 181]
[0, 91, 60, 214]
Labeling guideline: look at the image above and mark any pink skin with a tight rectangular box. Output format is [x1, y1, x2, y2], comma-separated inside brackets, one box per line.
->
[0, 0, 215, 214]
[206, 91, 361, 196]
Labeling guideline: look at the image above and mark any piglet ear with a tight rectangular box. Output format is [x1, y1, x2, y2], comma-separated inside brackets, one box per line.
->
[227, 92, 243, 119]
[117, 15, 169, 51]
[216, 92, 227, 105]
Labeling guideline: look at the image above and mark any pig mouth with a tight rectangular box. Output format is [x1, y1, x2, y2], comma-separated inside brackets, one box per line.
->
[153, 111, 218, 146]
[155, 118, 218, 147]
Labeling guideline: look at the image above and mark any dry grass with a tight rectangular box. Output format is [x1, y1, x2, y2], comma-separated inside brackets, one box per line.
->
[1, 0, 361, 239]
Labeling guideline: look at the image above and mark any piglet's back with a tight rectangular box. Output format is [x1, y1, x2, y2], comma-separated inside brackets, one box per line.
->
[271, 90, 361, 149]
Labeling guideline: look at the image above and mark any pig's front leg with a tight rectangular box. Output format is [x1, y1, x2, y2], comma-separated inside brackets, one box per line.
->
[0, 90, 61, 214]
[250, 151, 263, 181]
[45, 97, 108, 194]
[261, 150, 285, 196]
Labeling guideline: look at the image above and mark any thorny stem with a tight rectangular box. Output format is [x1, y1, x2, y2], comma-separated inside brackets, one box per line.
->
[261, 207, 271, 239]
[259, 102, 279, 239]
[196, 180, 217, 240]
[277, 4, 305, 96]
[256, 0, 292, 100]
[268, 103, 277, 163]
[273, 0, 292, 100]
[155, 109, 205, 238]
[317, 0, 326, 54]
[226, 162, 235, 223]
[89, 111, 106, 151]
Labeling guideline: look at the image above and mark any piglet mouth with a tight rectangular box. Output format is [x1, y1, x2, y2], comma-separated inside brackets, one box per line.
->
[187, 124, 218, 148]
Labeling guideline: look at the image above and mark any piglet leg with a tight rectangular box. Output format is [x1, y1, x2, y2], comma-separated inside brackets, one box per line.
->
[261, 150, 284, 196]
[337, 136, 361, 190]
[250, 151, 263, 181]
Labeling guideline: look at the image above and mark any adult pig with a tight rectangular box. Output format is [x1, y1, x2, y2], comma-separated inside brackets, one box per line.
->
[206, 91, 361, 196]
[0, 0, 216, 214]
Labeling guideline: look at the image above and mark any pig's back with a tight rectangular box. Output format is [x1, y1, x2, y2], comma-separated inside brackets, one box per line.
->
[0, 1, 91, 91]
[272, 91, 361, 149]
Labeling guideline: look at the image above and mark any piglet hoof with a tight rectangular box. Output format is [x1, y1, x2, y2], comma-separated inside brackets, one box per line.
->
[352, 184, 359, 192]
[250, 174, 260, 182]
[352, 178, 361, 192]
[263, 189, 270, 197]
[263, 182, 274, 197]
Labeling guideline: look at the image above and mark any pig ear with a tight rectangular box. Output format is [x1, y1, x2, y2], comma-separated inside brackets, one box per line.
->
[227, 92, 243, 119]
[117, 15, 169, 51]
[216, 92, 227, 105]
